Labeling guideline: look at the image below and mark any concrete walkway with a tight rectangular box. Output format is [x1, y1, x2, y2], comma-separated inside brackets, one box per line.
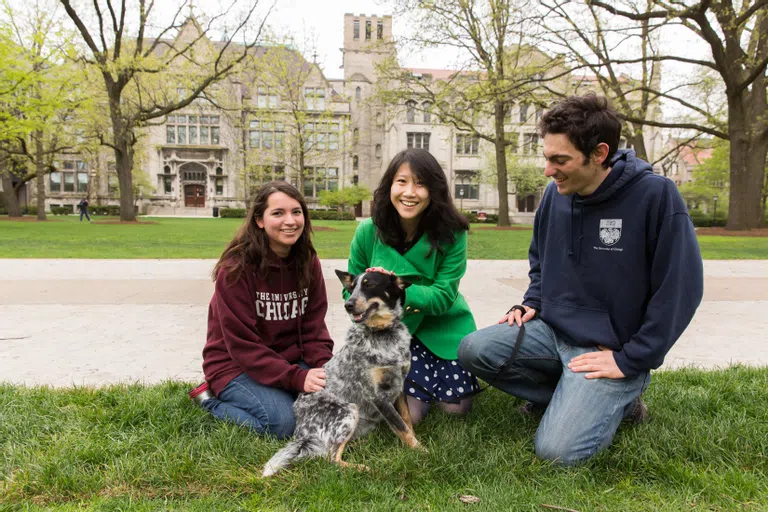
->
[1, 259, 767, 387]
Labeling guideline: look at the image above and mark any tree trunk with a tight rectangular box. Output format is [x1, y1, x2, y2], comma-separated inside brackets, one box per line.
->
[727, 102, 767, 230]
[625, 127, 648, 163]
[2, 175, 22, 217]
[35, 130, 47, 221]
[106, 81, 137, 222]
[494, 100, 511, 226]
[115, 137, 137, 222]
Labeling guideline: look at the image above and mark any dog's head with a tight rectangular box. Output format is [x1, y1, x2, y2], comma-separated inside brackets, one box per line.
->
[335, 270, 411, 329]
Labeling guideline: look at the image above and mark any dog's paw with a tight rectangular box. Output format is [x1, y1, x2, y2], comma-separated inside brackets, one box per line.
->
[338, 460, 370, 472]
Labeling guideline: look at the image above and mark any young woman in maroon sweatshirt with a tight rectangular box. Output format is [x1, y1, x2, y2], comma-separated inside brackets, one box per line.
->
[188, 181, 334, 439]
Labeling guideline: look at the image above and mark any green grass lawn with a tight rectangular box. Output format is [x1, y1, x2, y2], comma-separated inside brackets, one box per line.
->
[0, 216, 766, 259]
[1, 367, 766, 510]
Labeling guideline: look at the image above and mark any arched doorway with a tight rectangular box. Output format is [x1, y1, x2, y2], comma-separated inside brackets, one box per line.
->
[180, 162, 207, 207]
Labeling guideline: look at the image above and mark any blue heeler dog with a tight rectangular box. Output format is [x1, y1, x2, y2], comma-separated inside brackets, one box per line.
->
[262, 270, 423, 477]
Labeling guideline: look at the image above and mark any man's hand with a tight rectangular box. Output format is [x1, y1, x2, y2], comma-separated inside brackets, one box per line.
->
[303, 368, 327, 392]
[498, 305, 537, 326]
[568, 347, 626, 379]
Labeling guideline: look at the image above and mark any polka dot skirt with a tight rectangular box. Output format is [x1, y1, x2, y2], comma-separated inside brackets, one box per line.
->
[405, 337, 480, 403]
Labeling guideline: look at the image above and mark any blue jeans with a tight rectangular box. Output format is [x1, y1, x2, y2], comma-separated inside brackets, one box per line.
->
[202, 364, 309, 439]
[458, 320, 649, 465]
[80, 209, 90, 221]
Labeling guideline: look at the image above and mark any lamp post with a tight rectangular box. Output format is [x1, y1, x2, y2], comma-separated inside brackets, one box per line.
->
[459, 187, 465, 212]
[712, 195, 718, 227]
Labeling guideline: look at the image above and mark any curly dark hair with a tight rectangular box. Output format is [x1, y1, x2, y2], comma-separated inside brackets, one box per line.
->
[212, 181, 316, 289]
[372, 148, 469, 255]
[539, 93, 621, 168]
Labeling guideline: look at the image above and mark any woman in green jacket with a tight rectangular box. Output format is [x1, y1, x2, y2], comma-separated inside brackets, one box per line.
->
[346, 148, 478, 424]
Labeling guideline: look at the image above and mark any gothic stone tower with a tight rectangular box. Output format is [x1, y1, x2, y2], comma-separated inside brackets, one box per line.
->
[342, 13, 394, 215]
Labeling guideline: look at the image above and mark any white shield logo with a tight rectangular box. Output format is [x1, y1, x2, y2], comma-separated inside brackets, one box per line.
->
[599, 219, 622, 246]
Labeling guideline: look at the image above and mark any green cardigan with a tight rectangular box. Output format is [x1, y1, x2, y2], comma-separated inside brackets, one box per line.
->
[344, 218, 476, 360]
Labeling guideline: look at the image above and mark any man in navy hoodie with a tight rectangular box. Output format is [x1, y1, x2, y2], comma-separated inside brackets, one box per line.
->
[458, 93, 703, 464]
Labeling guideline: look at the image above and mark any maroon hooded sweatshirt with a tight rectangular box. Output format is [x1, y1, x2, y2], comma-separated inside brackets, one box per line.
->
[202, 252, 334, 396]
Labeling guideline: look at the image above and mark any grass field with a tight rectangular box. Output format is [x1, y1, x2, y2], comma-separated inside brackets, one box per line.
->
[0, 216, 766, 259]
[1, 367, 766, 511]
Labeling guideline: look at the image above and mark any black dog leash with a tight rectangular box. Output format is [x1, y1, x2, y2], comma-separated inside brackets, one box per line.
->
[499, 305, 537, 372]
[406, 306, 536, 404]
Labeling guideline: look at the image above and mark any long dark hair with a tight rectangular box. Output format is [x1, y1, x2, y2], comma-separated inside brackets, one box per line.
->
[372, 148, 469, 254]
[212, 181, 316, 289]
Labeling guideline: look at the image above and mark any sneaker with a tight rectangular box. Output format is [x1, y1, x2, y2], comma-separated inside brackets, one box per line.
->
[624, 397, 649, 424]
[519, 401, 546, 417]
[188, 382, 214, 404]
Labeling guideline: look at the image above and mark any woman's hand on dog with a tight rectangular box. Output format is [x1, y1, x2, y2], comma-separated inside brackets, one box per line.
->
[366, 267, 395, 276]
[304, 368, 327, 393]
[499, 305, 537, 326]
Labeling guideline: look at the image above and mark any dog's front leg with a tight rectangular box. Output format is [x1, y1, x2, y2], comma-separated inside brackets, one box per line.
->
[372, 399, 424, 451]
[394, 393, 414, 431]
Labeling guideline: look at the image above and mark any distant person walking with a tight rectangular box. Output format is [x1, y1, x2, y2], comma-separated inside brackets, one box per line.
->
[78, 198, 91, 222]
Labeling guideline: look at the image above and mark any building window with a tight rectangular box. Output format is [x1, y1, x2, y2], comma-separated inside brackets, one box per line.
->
[249, 120, 285, 149]
[167, 114, 220, 144]
[64, 172, 75, 192]
[56, 161, 88, 193]
[507, 132, 519, 153]
[301, 122, 339, 151]
[376, 112, 382, 126]
[353, 19, 360, 39]
[377, 20, 383, 39]
[422, 101, 432, 123]
[50, 172, 61, 192]
[353, 155, 358, 170]
[182, 169, 206, 181]
[249, 165, 285, 196]
[257, 87, 278, 109]
[455, 171, 479, 200]
[375, 144, 382, 158]
[523, 133, 539, 155]
[304, 87, 325, 111]
[407, 132, 430, 151]
[365, 20, 371, 40]
[303, 167, 339, 197]
[456, 134, 479, 155]
[108, 174, 119, 195]
[519, 103, 529, 123]
[535, 106, 543, 122]
[355, 86, 361, 100]
[406, 100, 416, 123]
[215, 178, 223, 195]
[353, 128, 359, 145]
[163, 175, 172, 194]
[77, 172, 88, 193]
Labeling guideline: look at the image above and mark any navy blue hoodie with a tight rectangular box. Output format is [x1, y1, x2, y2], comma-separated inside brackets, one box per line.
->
[522, 149, 704, 377]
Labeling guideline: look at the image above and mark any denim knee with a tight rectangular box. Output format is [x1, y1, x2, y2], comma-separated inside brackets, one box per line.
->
[534, 430, 588, 466]
[457, 332, 481, 371]
[269, 413, 296, 440]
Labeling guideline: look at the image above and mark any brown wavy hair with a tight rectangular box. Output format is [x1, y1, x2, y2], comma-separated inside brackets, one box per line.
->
[212, 181, 316, 289]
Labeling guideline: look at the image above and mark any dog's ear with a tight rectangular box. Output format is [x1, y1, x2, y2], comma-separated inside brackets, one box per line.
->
[335, 269, 355, 290]
[392, 275, 412, 290]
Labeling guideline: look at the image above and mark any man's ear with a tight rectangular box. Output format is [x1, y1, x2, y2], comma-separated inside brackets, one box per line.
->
[335, 269, 356, 290]
[392, 275, 412, 290]
[592, 142, 610, 166]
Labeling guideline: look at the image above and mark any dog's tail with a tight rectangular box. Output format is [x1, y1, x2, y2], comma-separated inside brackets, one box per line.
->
[262, 438, 321, 477]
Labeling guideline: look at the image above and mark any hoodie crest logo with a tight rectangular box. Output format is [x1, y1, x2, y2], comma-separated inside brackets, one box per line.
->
[599, 219, 622, 246]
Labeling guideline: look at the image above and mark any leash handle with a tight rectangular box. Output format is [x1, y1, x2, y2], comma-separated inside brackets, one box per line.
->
[500, 305, 536, 371]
